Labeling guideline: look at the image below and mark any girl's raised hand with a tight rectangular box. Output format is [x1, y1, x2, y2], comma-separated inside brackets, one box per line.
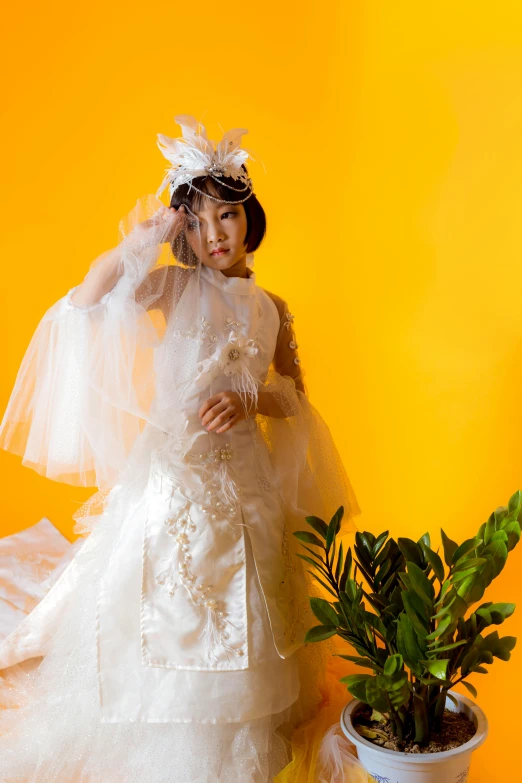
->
[129, 205, 187, 247]
[198, 391, 253, 434]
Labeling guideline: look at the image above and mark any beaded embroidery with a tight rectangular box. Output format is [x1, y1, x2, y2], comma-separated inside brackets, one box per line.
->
[283, 310, 301, 368]
[172, 314, 217, 345]
[283, 311, 295, 330]
[152, 444, 247, 662]
[155, 494, 243, 661]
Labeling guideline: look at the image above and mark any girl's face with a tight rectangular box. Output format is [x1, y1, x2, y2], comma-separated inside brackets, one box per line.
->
[185, 199, 248, 271]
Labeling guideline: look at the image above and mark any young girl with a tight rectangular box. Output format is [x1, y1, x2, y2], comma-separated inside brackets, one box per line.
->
[0, 114, 361, 782]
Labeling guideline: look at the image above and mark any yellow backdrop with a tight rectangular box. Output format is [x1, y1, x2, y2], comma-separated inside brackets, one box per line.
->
[1, 2, 521, 780]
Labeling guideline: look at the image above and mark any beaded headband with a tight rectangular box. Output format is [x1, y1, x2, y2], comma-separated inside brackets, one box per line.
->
[156, 115, 256, 204]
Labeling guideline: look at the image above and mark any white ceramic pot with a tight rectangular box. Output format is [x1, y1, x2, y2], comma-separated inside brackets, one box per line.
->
[340, 690, 488, 783]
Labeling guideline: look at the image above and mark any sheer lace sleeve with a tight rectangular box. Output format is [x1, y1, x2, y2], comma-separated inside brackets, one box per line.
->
[267, 292, 306, 395]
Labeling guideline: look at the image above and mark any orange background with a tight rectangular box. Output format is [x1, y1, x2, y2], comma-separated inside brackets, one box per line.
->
[2, 1, 522, 779]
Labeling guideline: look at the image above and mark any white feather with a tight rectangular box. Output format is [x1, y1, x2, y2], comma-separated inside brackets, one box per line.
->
[156, 114, 255, 198]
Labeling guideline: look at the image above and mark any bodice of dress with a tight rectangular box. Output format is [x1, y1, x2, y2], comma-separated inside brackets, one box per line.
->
[152, 265, 279, 440]
[127, 264, 305, 679]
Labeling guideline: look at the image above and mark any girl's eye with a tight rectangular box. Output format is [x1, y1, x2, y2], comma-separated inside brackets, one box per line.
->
[187, 212, 235, 230]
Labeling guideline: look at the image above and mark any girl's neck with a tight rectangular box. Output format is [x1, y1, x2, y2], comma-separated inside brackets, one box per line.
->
[210, 253, 250, 279]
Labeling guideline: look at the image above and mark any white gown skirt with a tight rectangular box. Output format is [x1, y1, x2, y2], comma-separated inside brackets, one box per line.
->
[0, 479, 301, 783]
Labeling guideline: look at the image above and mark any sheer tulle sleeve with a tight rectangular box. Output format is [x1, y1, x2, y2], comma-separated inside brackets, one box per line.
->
[0, 281, 151, 488]
[0, 287, 116, 487]
[0, 196, 188, 489]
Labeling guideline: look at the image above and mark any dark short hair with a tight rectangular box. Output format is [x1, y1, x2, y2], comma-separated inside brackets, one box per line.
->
[169, 165, 266, 254]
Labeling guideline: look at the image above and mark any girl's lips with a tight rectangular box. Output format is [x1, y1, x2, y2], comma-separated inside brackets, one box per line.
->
[210, 249, 229, 256]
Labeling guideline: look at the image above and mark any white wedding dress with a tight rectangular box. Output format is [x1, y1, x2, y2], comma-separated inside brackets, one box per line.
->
[0, 198, 361, 782]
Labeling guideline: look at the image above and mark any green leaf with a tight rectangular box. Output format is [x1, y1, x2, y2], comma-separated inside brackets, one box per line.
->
[460, 644, 481, 676]
[305, 515, 328, 539]
[441, 529, 458, 567]
[384, 654, 403, 677]
[335, 655, 376, 670]
[448, 594, 469, 623]
[310, 597, 339, 627]
[418, 532, 431, 550]
[481, 539, 508, 578]
[325, 507, 344, 552]
[432, 590, 458, 620]
[293, 531, 324, 548]
[456, 573, 486, 606]
[374, 539, 392, 569]
[451, 566, 482, 585]
[402, 591, 430, 636]
[355, 532, 374, 568]
[366, 676, 390, 713]
[339, 548, 353, 591]
[373, 559, 392, 590]
[452, 557, 488, 573]
[479, 631, 517, 662]
[494, 506, 509, 525]
[433, 579, 452, 607]
[476, 602, 516, 626]
[420, 543, 445, 583]
[335, 540, 344, 582]
[300, 544, 327, 564]
[406, 561, 435, 605]
[372, 531, 389, 557]
[488, 530, 508, 544]
[483, 515, 496, 545]
[396, 614, 425, 674]
[362, 610, 387, 639]
[501, 520, 521, 551]
[398, 538, 423, 567]
[426, 640, 467, 654]
[446, 692, 460, 709]
[304, 625, 337, 643]
[451, 538, 482, 566]
[461, 680, 478, 699]
[342, 673, 372, 702]
[507, 490, 522, 516]
[425, 613, 455, 641]
[421, 658, 449, 680]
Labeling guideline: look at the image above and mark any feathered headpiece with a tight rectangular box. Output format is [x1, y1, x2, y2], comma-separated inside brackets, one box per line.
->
[156, 115, 256, 204]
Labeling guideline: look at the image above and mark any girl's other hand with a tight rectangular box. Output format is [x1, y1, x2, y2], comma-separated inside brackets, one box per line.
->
[198, 391, 252, 433]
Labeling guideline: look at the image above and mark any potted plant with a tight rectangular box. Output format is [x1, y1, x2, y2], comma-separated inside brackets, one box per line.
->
[294, 491, 521, 783]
